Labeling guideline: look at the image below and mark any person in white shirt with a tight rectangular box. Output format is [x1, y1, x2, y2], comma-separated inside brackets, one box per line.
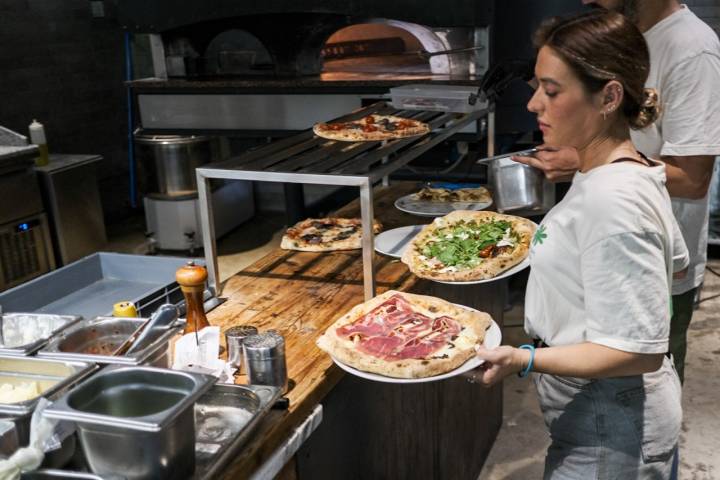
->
[468, 10, 689, 478]
[513, 0, 720, 384]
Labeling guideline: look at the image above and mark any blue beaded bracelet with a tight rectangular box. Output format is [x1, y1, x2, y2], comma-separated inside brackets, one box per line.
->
[518, 344, 536, 378]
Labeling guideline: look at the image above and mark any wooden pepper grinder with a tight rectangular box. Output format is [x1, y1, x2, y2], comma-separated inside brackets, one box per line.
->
[176, 261, 210, 335]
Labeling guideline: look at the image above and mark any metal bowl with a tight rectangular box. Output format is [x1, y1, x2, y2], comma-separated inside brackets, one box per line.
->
[37, 317, 181, 367]
[44, 365, 215, 480]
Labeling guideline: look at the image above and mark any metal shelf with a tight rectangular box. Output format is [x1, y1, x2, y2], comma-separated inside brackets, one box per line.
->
[196, 101, 491, 300]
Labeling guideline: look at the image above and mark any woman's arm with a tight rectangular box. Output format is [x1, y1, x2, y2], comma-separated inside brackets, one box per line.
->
[471, 343, 664, 387]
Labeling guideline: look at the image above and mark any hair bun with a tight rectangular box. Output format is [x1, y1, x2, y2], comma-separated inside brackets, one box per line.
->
[631, 88, 661, 129]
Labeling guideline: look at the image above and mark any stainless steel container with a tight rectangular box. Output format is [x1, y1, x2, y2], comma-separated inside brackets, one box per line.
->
[43, 365, 215, 480]
[37, 316, 181, 367]
[0, 356, 96, 445]
[134, 134, 214, 197]
[243, 332, 288, 393]
[488, 157, 555, 213]
[0, 313, 82, 356]
[224, 325, 258, 373]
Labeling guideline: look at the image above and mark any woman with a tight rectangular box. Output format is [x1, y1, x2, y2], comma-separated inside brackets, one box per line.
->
[470, 11, 688, 479]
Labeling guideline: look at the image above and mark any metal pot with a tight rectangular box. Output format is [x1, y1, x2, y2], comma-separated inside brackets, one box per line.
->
[486, 156, 555, 213]
[134, 134, 215, 197]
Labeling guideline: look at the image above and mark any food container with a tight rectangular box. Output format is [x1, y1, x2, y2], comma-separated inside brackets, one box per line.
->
[0, 313, 82, 356]
[0, 356, 96, 444]
[20, 470, 116, 479]
[243, 332, 288, 393]
[488, 157, 555, 213]
[194, 383, 281, 478]
[389, 84, 489, 113]
[43, 365, 215, 480]
[37, 317, 181, 367]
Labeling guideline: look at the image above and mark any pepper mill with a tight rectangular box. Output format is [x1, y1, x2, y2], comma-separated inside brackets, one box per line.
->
[176, 261, 210, 335]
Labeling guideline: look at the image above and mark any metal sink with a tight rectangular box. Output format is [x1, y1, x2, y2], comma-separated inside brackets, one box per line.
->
[37, 316, 181, 367]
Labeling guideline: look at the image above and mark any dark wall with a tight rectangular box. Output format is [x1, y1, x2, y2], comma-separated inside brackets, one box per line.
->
[0, 0, 130, 220]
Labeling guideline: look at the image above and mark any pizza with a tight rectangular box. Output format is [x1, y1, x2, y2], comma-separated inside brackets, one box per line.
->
[415, 186, 492, 203]
[316, 290, 492, 378]
[401, 210, 534, 282]
[313, 114, 430, 142]
[281, 217, 382, 252]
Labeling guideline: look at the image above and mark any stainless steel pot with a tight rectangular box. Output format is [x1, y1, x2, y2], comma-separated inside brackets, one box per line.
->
[482, 154, 555, 213]
[43, 365, 215, 480]
[134, 134, 214, 197]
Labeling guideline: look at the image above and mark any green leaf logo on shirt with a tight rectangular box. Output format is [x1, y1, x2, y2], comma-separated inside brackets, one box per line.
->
[533, 225, 547, 245]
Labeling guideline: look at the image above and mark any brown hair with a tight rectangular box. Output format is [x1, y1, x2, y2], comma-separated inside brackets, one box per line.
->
[534, 10, 659, 129]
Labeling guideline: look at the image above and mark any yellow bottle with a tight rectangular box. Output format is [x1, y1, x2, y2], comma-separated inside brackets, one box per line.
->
[28, 119, 49, 167]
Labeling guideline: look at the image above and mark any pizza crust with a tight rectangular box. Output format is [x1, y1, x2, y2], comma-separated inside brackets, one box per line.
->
[401, 210, 534, 281]
[281, 217, 382, 252]
[316, 290, 492, 378]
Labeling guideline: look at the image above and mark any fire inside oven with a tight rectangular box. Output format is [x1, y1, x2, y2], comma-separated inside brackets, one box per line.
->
[181, 19, 485, 81]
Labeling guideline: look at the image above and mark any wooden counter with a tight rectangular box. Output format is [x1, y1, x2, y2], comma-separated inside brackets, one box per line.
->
[208, 183, 505, 479]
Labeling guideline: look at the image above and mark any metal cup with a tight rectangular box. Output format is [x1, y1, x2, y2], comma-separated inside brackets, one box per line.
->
[224, 325, 258, 373]
[242, 331, 288, 393]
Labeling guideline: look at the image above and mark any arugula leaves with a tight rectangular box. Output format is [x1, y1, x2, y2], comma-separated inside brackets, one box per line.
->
[420, 220, 514, 268]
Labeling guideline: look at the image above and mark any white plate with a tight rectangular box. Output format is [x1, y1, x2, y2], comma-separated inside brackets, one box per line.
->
[374, 225, 426, 258]
[433, 256, 530, 285]
[395, 194, 493, 217]
[331, 316, 502, 384]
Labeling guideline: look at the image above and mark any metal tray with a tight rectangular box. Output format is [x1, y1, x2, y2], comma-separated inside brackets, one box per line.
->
[0, 253, 195, 319]
[0, 314, 83, 356]
[0, 356, 96, 442]
[193, 383, 281, 479]
[37, 317, 182, 367]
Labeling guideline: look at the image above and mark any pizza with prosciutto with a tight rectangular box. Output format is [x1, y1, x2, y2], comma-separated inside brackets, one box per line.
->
[316, 290, 492, 378]
[313, 114, 430, 142]
[281, 217, 382, 252]
[401, 210, 534, 281]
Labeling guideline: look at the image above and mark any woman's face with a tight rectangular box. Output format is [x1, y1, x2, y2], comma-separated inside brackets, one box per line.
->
[527, 46, 604, 149]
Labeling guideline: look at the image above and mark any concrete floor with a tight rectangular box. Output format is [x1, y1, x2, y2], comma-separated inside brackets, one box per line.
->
[106, 213, 720, 480]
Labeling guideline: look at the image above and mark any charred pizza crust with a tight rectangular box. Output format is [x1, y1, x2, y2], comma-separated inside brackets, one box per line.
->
[415, 186, 492, 203]
[281, 217, 382, 252]
[313, 114, 430, 142]
[316, 290, 492, 378]
[401, 210, 534, 282]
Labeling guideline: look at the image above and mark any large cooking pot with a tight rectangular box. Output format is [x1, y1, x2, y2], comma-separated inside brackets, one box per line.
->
[134, 134, 215, 197]
[486, 156, 555, 213]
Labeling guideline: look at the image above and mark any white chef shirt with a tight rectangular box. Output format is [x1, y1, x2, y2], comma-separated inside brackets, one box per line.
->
[630, 5, 720, 295]
[525, 162, 689, 353]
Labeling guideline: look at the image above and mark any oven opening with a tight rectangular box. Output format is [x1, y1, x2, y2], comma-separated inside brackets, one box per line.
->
[204, 29, 274, 76]
[320, 20, 454, 80]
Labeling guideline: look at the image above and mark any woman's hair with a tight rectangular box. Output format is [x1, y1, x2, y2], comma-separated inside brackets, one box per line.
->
[534, 10, 659, 129]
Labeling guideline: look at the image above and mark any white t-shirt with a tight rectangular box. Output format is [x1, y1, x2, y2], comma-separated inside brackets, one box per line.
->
[524, 162, 689, 353]
[630, 5, 720, 295]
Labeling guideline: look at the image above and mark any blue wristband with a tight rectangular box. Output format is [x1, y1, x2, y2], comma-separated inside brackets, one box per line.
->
[517, 344, 536, 378]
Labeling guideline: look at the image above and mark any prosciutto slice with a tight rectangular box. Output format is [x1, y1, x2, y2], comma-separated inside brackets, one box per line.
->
[335, 294, 462, 360]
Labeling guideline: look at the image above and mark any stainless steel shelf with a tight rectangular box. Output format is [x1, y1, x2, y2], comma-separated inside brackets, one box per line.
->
[197, 101, 491, 300]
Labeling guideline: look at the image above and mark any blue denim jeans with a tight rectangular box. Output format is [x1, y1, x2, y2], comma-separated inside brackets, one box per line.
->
[533, 357, 682, 479]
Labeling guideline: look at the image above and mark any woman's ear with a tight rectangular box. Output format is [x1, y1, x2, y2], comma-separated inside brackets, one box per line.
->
[601, 80, 624, 116]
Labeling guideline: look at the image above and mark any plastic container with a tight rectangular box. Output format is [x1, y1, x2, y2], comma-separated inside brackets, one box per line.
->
[28, 119, 49, 167]
[389, 84, 488, 113]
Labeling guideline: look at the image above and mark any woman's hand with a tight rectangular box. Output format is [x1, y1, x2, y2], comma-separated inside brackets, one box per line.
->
[465, 345, 527, 387]
[512, 145, 579, 182]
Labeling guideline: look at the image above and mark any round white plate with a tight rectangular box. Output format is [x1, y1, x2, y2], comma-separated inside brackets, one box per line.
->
[395, 194, 493, 217]
[374, 225, 426, 258]
[331, 316, 502, 384]
[432, 256, 530, 285]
